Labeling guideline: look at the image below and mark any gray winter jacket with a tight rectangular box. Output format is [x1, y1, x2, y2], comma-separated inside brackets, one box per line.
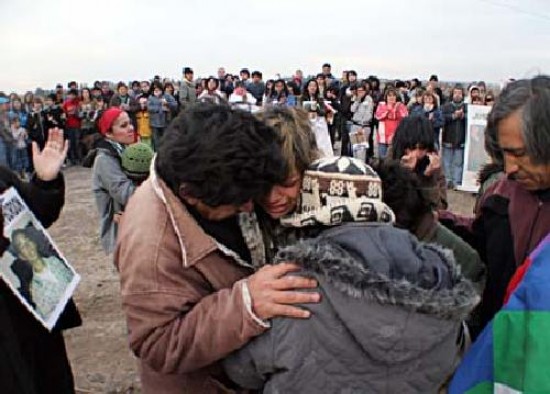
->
[91, 141, 135, 253]
[224, 223, 479, 393]
[179, 78, 197, 108]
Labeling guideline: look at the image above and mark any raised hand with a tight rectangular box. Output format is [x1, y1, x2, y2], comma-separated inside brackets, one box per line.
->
[32, 128, 69, 182]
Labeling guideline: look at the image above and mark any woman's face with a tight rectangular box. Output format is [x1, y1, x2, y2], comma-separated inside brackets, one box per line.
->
[274, 82, 284, 93]
[423, 95, 434, 105]
[14, 233, 39, 262]
[165, 85, 174, 94]
[261, 173, 302, 219]
[13, 100, 22, 110]
[357, 87, 367, 98]
[107, 112, 135, 145]
[387, 93, 397, 104]
[153, 88, 162, 97]
[82, 89, 91, 100]
[307, 81, 318, 96]
[207, 79, 217, 91]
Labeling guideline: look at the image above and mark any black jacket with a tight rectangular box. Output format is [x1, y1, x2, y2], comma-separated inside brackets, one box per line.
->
[0, 166, 81, 394]
[441, 101, 467, 148]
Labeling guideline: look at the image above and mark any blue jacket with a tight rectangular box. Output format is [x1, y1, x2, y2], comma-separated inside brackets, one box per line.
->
[147, 94, 177, 128]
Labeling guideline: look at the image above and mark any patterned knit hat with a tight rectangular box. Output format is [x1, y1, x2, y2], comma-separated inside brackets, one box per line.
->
[280, 156, 395, 228]
[121, 142, 154, 180]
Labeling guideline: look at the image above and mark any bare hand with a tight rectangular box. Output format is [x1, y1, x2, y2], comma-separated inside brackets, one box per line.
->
[32, 128, 69, 181]
[247, 263, 320, 320]
[424, 152, 441, 177]
[400, 152, 417, 170]
[113, 212, 123, 224]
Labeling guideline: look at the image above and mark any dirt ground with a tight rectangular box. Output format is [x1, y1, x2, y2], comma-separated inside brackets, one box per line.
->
[51, 166, 477, 394]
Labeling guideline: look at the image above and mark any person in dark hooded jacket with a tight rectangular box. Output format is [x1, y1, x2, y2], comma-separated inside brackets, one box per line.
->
[224, 156, 479, 393]
[0, 127, 81, 394]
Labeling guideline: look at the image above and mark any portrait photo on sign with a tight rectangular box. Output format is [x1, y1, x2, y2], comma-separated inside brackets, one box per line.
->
[0, 187, 80, 330]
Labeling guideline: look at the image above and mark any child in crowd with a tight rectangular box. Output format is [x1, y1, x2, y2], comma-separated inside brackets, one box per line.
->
[224, 156, 479, 393]
[135, 97, 152, 147]
[9, 117, 29, 179]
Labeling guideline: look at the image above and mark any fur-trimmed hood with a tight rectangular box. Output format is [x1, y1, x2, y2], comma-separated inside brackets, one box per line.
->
[274, 223, 479, 363]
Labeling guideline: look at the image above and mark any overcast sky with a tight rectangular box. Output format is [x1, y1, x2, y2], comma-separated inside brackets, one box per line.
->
[1, 0, 549, 93]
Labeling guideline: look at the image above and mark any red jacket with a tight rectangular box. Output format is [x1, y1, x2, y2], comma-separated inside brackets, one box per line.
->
[375, 102, 408, 144]
[62, 99, 81, 129]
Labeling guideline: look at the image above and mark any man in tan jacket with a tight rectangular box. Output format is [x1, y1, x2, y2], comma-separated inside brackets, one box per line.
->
[115, 103, 319, 393]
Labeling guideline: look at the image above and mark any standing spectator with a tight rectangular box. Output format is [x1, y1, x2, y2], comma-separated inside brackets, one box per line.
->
[441, 85, 467, 188]
[316, 74, 327, 98]
[129, 80, 141, 98]
[147, 82, 177, 150]
[179, 67, 196, 109]
[247, 71, 265, 105]
[240, 68, 251, 87]
[22, 92, 34, 113]
[101, 81, 114, 105]
[428, 74, 445, 105]
[198, 77, 226, 104]
[89, 108, 136, 253]
[321, 62, 334, 79]
[9, 117, 29, 178]
[54, 83, 64, 105]
[286, 81, 300, 107]
[135, 97, 152, 147]
[110, 82, 138, 127]
[375, 88, 409, 158]
[42, 94, 65, 132]
[139, 80, 151, 99]
[8, 98, 28, 129]
[62, 88, 81, 165]
[411, 91, 444, 150]
[79, 88, 99, 158]
[293, 69, 304, 88]
[325, 86, 341, 144]
[349, 82, 374, 158]
[27, 97, 47, 150]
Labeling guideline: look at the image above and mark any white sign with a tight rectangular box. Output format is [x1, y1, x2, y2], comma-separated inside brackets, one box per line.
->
[458, 104, 491, 193]
[0, 187, 80, 330]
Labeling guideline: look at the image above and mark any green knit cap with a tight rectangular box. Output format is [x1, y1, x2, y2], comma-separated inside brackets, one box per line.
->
[121, 142, 154, 176]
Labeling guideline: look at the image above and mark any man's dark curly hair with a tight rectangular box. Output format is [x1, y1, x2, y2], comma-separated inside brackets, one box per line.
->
[373, 160, 432, 231]
[156, 102, 288, 207]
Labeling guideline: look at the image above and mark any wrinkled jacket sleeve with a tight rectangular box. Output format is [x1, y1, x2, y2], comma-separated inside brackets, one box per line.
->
[0, 166, 64, 228]
[165, 94, 177, 111]
[94, 154, 135, 206]
[117, 251, 268, 374]
[223, 321, 276, 390]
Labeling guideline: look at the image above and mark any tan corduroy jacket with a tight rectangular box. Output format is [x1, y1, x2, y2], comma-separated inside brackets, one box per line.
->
[114, 168, 268, 393]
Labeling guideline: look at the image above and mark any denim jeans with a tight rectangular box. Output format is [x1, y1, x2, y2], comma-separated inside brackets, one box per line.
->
[65, 128, 81, 164]
[378, 143, 389, 159]
[152, 127, 165, 151]
[442, 146, 464, 185]
[340, 121, 352, 157]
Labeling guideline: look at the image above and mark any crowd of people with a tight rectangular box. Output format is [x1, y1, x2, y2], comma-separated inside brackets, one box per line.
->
[0, 65, 549, 394]
[0, 64, 498, 187]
